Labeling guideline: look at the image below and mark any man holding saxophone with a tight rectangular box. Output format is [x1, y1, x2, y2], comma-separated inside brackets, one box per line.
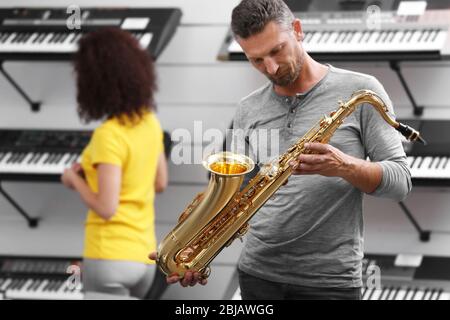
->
[150, 0, 412, 299]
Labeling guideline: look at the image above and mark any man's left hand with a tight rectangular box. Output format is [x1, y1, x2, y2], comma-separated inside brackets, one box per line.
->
[290, 142, 352, 177]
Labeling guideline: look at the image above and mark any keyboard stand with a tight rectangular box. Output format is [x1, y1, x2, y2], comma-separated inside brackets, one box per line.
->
[398, 201, 430, 242]
[389, 61, 424, 116]
[0, 181, 39, 228]
[0, 61, 41, 112]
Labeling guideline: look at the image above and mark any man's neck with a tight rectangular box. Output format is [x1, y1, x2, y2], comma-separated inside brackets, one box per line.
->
[274, 54, 329, 97]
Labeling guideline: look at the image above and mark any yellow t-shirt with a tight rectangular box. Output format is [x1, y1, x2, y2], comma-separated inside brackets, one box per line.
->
[81, 112, 163, 264]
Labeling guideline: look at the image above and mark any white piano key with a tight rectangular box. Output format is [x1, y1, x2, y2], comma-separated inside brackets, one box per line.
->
[139, 32, 153, 48]
[362, 287, 373, 300]
[380, 287, 391, 300]
[370, 288, 383, 300]
[423, 290, 432, 300]
[387, 288, 398, 300]
[405, 289, 416, 300]
[438, 292, 450, 300]
[395, 289, 407, 300]
[413, 290, 425, 300]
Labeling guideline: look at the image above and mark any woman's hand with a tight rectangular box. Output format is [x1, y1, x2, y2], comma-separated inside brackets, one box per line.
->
[148, 251, 208, 287]
[61, 164, 83, 189]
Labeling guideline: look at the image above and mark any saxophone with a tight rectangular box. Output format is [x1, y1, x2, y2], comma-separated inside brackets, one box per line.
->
[156, 89, 424, 278]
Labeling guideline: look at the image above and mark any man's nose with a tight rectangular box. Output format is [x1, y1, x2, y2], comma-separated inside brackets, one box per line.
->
[264, 58, 279, 75]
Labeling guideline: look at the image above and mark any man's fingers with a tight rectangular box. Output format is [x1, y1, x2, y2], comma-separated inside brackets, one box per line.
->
[167, 276, 181, 284]
[292, 162, 321, 175]
[297, 154, 325, 164]
[305, 142, 329, 153]
[148, 251, 157, 260]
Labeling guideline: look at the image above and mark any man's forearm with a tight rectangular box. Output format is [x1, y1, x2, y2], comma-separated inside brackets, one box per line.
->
[341, 156, 383, 194]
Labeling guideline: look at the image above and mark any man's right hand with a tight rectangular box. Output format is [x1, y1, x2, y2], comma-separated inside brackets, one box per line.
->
[148, 251, 208, 287]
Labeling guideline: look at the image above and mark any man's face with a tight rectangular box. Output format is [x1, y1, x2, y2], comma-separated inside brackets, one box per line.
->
[237, 21, 303, 87]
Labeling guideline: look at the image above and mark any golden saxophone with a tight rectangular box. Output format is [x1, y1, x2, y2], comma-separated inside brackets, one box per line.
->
[156, 89, 425, 278]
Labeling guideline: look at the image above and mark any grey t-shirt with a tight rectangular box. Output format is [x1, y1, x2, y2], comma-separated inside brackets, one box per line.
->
[231, 65, 412, 288]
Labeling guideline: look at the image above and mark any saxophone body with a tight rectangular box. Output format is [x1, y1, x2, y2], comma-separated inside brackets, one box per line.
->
[156, 89, 424, 278]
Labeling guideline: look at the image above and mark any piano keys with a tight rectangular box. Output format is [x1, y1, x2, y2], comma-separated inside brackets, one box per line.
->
[0, 129, 91, 181]
[0, 255, 83, 300]
[229, 253, 450, 300]
[0, 129, 172, 182]
[0, 7, 182, 60]
[360, 253, 450, 300]
[219, 9, 450, 62]
[401, 119, 450, 186]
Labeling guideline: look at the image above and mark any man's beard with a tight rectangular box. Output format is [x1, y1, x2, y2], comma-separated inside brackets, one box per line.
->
[268, 50, 303, 87]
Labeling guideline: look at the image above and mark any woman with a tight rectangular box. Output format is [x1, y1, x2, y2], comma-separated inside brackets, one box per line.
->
[61, 28, 168, 298]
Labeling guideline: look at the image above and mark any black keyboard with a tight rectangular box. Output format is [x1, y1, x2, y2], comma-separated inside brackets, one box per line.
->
[0, 7, 182, 60]
[219, 3, 450, 62]
[361, 253, 450, 300]
[401, 120, 450, 186]
[0, 129, 91, 181]
[0, 255, 83, 300]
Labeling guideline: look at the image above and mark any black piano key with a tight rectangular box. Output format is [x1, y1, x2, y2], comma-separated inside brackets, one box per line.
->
[366, 287, 376, 300]
[33, 153, 44, 164]
[14, 33, 25, 43]
[435, 157, 443, 169]
[321, 31, 331, 43]
[59, 34, 69, 43]
[379, 287, 388, 300]
[402, 287, 411, 300]
[29, 279, 40, 291]
[363, 31, 373, 43]
[42, 153, 52, 164]
[436, 288, 443, 300]
[387, 30, 395, 43]
[422, 288, 430, 300]
[443, 157, 450, 169]
[399, 30, 408, 43]
[48, 33, 59, 43]
[389, 287, 399, 300]
[315, 32, 324, 43]
[0, 32, 9, 43]
[10, 33, 20, 44]
[0, 152, 6, 162]
[9, 278, 21, 290]
[431, 29, 439, 42]
[344, 31, 354, 43]
[36, 33, 48, 43]
[17, 153, 27, 163]
[6, 153, 18, 164]
[406, 30, 414, 42]
[51, 154, 60, 164]
[337, 32, 347, 43]
[375, 31, 384, 42]
[417, 157, 425, 169]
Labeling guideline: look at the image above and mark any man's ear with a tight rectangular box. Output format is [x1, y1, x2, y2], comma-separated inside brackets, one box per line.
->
[292, 18, 303, 41]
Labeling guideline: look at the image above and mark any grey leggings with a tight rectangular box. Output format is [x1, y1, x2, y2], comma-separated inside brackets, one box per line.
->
[83, 258, 156, 299]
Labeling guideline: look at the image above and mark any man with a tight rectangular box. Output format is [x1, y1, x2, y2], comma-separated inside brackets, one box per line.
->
[150, 0, 411, 299]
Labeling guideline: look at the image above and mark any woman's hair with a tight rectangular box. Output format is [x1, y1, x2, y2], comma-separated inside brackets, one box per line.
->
[231, 0, 294, 39]
[74, 27, 157, 123]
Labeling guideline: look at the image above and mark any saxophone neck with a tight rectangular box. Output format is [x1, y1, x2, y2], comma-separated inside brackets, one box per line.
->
[347, 90, 426, 144]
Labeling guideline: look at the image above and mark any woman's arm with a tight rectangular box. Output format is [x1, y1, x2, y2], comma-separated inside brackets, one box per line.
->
[155, 152, 168, 193]
[68, 163, 121, 220]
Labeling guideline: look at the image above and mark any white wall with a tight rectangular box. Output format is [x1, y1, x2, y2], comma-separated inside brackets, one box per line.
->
[1, 0, 450, 300]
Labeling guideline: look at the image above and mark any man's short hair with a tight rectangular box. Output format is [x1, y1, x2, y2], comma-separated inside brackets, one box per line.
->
[231, 0, 295, 39]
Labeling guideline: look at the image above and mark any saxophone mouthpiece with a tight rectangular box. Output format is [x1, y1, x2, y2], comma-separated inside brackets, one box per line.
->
[396, 122, 426, 145]
[417, 134, 427, 145]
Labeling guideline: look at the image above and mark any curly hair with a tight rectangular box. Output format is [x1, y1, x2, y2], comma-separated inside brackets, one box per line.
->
[74, 27, 157, 123]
